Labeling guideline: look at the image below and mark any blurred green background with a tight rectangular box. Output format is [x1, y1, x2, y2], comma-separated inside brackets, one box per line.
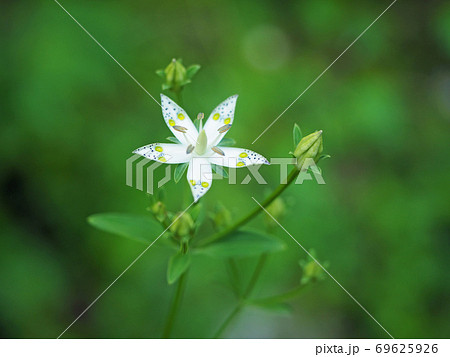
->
[1, 0, 449, 338]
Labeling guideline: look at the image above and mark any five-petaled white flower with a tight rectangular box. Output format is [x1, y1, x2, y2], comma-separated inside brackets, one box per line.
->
[133, 94, 269, 202]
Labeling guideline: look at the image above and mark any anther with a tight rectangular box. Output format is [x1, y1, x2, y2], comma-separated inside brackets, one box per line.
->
[197, 113, 204, 121]
[186, 144, 195, 154]
[218, 124, 232, 133]
[173, 125, 188, 133]
[211, 146, 225, 156]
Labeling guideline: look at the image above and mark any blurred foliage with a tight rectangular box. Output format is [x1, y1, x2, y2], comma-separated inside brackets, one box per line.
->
[0, 0, 449, 338]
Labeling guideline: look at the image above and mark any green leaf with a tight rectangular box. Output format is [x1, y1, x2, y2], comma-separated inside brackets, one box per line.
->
[293, 123, 302, 147]
[316, 154, 331, 163]
[174, 162, 189, 183]
[186, 64, 201, 79]
[166, 136, 180, 144]
[88, 213, 162, 244]
[162, 83, 172, 90]
[250, 301, 293, 315]
[219, 137, 236, 146]
[211, 164, 229, 178]
[155, 69, 166, 78]
[167, 250, 191, 284]
[179, 79, 192, 86]
[195, 229, 285, 257]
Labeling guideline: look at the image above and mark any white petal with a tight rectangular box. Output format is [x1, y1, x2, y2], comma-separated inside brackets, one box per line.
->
[133, 143, 191, 164]
[203, 95, 238, 147]
[208, 147, 269, 168]
[161, 94, 198, 145]
[187, 158, 212, 202]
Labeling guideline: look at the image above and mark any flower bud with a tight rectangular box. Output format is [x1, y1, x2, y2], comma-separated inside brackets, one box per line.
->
[174, 60, 186, 84]
[300, 261, 323, 284]
[156, 59, 200, 92]
[170, 212, 194, 238]
[299, 252, 327, 285]
[293, 130, 323, 170]
[151, 201, 166, 222]
[163, 59, 187, 91]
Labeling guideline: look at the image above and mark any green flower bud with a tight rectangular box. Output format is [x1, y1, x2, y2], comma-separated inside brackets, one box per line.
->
[164, 60, 176, 83]
[157, 59, 200, 93]
[151, 201, 166, 222]
[299, 252, 328, 285]
[170, 212, 194, 238]
[163, 59, 187, 91]
[174, 60, 186, 84]
[301, 261, 323, 284]
[293, 130, 323, 170]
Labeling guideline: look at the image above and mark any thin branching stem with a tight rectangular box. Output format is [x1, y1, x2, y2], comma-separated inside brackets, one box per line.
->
[162, 271, 188, 338]
[161, 166, 300, 337]
[249, 284, 308, 306]
[213, 254, 268, 338]
[196, 167, 300, 247]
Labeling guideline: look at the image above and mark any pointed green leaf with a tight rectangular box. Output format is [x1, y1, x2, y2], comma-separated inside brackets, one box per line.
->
[316, 154, 331, 163]
[155, 69, 166, 78]
[88, 213, 162, 244]
[195, 229, 285, 257]
[179, 79, 192, 86]
[174, 162, 189, 183]
[218, 137, 236, 147]
[167, 251, 191, 284]
[166, 136, 180, 144]
[293, 123, 302, 147]
[186, 64, 201, 79]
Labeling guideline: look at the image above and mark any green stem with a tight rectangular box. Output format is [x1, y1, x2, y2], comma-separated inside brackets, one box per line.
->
[160, 166, 300, 338]
[249, 284, 307, 306]
[162, 271, 188, 338]
[213, 254, 268, 338]
[173, 90, 183, 106]
[197, 167, 300, 247]
[243, 254, 268, 297]
[212, 305, 241, 339]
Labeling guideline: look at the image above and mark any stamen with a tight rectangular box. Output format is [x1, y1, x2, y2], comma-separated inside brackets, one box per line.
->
[186, 144, 195, 154]
[218, 124, 232, 133]
[173, 125, 188, 133]
[211, 146, 225, 156]
[197, 112, 204, 131]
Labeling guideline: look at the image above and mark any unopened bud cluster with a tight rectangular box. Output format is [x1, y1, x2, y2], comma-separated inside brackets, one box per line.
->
[293, 130, 323, 170]
[156, 58, 200, 93]
[170, 212, 194, 238]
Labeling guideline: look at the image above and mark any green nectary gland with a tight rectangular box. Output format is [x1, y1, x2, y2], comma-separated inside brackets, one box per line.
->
[194, 129, 208, 155]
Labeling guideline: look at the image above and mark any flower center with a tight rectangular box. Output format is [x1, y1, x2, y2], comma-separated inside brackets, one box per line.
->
[194, 129, 208, 155]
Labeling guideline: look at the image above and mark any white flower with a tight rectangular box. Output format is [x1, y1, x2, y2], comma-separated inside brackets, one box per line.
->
[133, 94, 269, 202]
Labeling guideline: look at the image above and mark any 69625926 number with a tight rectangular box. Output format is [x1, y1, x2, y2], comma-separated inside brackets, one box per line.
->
[375, 344, 438, 354]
